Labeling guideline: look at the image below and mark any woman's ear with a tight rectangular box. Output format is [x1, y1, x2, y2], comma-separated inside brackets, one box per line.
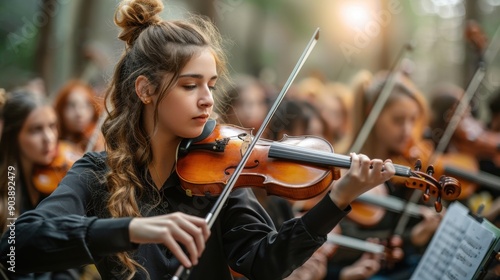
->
[135, 75, 152, 104]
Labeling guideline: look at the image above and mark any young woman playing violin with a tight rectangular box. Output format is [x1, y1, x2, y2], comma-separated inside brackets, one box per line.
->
[0, 90, 58, 230]
[328, 69, 441, 280]
[0, 1, 396, 279]
[53, 79, 105, 154]
[0, 89, 82, 279]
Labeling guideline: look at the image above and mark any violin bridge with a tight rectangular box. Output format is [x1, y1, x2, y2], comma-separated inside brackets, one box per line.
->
[240, 134, 252, 157]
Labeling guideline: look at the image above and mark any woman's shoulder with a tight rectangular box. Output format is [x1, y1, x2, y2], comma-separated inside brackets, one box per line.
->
[61, 151, 109, 189]
[79, 151, 108, 170]
[52, 151, 109, 210]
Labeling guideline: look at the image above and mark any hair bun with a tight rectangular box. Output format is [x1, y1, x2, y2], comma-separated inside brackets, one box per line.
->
[115, 0, 164, 46]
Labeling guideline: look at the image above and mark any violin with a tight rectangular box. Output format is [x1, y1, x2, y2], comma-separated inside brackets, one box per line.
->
[450, 110, 500, 166]
[32, 140, 82, 194]
[176, 121, 461, 213]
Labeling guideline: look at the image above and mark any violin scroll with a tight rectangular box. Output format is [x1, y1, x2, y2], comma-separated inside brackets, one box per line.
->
[403, 159, 461, 212]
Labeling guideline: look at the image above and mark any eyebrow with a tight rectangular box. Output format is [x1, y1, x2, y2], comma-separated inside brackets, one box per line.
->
[178, 74, 218, 80]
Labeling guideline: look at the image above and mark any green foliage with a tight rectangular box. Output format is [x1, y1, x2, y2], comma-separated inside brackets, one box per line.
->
[0, 1, 40, 90]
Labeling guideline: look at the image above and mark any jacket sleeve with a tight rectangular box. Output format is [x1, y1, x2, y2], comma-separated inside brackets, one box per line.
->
[222, 189, 349, 280]
[0, 153, 136, 274]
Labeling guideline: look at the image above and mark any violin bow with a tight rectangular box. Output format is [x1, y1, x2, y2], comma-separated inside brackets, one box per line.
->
[394, 22, 500, 236]
[172, 28, 320, 280]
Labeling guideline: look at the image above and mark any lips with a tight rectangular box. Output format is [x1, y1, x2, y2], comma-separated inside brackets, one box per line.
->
[193, 114, 209, 120]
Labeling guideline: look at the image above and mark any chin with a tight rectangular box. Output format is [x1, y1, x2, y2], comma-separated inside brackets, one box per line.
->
[392, 145, 406, 155]
[182, 128, 205, 139]
[36, 156, 53, 166]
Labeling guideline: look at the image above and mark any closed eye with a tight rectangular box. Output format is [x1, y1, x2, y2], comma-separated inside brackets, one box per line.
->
[183, 85, 196, 90]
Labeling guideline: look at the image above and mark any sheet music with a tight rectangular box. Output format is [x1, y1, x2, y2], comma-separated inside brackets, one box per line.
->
[411, 202, 497, 280]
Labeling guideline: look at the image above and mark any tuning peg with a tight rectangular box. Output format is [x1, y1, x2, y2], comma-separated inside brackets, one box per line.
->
[434, 195, 443, 212]
[426, 165, 434, 176]
[414, 159, 422, 171]
[423, 184, 430, 202]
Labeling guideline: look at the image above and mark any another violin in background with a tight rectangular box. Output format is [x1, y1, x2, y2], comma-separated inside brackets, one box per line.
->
[33, 140, 82, 195]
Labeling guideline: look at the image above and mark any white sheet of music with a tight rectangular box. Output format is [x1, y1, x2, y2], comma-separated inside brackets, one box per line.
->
[410, 202, 497, 280]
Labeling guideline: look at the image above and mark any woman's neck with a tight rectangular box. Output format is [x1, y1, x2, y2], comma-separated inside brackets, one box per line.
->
[149, 134, 182, 190]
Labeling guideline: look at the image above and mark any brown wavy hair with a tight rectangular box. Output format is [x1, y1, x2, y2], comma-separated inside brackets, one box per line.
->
[101, 0, 228, 278]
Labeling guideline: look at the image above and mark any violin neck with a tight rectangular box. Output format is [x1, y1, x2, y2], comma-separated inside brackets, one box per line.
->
[268, 142, 412, 177]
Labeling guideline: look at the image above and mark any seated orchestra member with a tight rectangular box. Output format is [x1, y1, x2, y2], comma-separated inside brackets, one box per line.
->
[328, 70, 440, 280]
[0, 89, 83, 279]
[53, 79, 105, 154]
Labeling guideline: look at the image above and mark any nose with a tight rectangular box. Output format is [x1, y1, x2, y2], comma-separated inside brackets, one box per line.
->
[198, 85, 214, 108]
[75, 103, 90, 118]
[403, 120, 413, 138]
[42, 125, 58, 146]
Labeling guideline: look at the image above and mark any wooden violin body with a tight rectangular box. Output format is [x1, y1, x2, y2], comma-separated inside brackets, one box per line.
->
[177, 124, 340, 200]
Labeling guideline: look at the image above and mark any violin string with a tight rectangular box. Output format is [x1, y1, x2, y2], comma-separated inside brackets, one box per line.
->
[270, 142, 411, 176]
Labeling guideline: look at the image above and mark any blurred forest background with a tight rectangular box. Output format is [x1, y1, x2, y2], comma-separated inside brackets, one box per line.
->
[1, 0, 500, 120]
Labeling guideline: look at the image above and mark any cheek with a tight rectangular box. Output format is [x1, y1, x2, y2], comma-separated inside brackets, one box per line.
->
[374, 119, 399, 143]
[377, 123, 412, 154]
[18, 132, 43, 161]
[85, 109, 95, 121]
[157, 100, 186, 132]
[374, 123, 388, 143]
[64, 109, 76, 122]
